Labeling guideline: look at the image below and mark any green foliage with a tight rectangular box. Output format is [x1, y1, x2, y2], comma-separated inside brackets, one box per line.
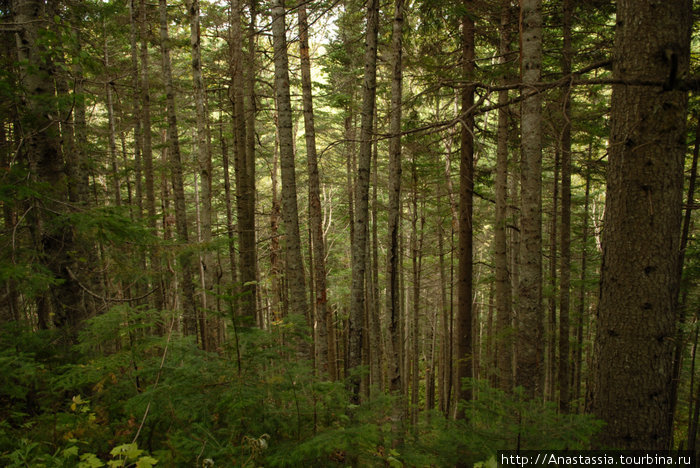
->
[455, 380, 602, 462]
[0, 307, 602, 467]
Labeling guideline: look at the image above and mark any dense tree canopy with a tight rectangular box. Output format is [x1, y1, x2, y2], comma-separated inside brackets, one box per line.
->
[0, 0, 698, 465]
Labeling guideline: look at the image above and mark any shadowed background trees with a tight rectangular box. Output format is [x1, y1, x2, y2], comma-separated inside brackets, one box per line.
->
[0, 0, 698, 464]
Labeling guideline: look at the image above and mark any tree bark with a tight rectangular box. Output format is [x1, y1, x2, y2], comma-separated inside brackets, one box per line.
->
[0, 122, 18, 323]
[104, 28, 121, 207]
[590, 0, 691, 450]
[348, 0, 379, 401]
[456, 0, 475, 420]
[270, 122, 285, 319]
[386, 0, 404, 397]
[298, 3, 334, 377]
[230, 0, 257, 321]
[558, 0, 573, 412]
[13, 0, 84, 335]
[271, 0, 307, 320]
[668, 117, 700, 441]
[72, 26, 89, 208]
[574, 153, 591, 410]
[516, 0, 544, 398]
[371, 112, 381, 390]
[410, 179, 424, 426]
[546, 147, 558, 401]
[159, 0, 198, 339]
[139, 0, 163, 312]
[245, 0, 259, 324]
[220, 95, 238, 319]
[495, 0, 513, 393]
[128, 0, 143, 217]
[189, 0, 216, 350]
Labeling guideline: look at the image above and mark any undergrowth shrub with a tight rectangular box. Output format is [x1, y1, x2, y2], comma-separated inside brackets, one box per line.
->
[0, 307, 602, 467]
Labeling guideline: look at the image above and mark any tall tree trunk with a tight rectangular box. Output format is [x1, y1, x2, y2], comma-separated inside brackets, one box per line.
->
[220, 95, 238, 319]
[508, 132, 520, 392]
[298, 3, 332, 377]
[669, 117, 700, 440]
[47, 6, 78, 209]
[558, 0, 573, 413]
[590, 0, 691, 450]
[189, 0, 216, 350]
[13, 0, 84, 335]
[386, 0, 404, 398]
[104, 28, 121, 207]
[688, 315, 700, 452]
[438, 218, 450, 415]
[72, 27, 89, 207]
[159, 133, 174, 310]
[485, 283, 495, 384]
[689, 349, 700, 452]
[443, 95, 459, 418]
[456, 0, 475, 421]
[128, 0, 143, 217]
[159, 0, 198, 339]
[348, 0, 379, 401]
[573, 157, 590, 410]
[345, 112, 356, 249]
[230, 0, 257, 321]
[139, 0, 162, 312]
[271, 0, 307, 321]
[410, 180, 424, 426]
[371, 111, 381, 389]
[270, 122, 285, 319]
[0, 121, 18, 323]
[366, 105, 382, 391]
[516, 0, 544, 398]
[495, 0, 513, 393]
[546, 147, 558, 401]
[245, 0, 259, 324]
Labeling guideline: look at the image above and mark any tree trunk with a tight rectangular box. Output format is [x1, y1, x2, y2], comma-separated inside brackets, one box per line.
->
[47, 7, 78, 209]
[345, 112, 356, 250]
[573, 154, 590, 411]
[688, 323, 700, 452]
[365, 105, 382, 391]
[220, 95, 238, 319]
[104, 28, 121, 207]
[558, 0, 573, 413]
[271, 0, 307, 321]
[495, 0, 513, 393]
[410, 181, 424, 426]
[348, 0, 379, 401]
[72, 28, 89, 208]
[486, 283, 495, 384]
[590, 0, 691, 450]
[516, 0, 544, 398]
[456, 0, 475, 420]
[139, 0, 163, 312]
[159, 0, 198, 338]
[230, 0, 257, 321]
[298, 3, 332, 377]
[13, 0, 84, 335]
[0, 117, 19, 324]
[189, 0, 216, 350]
[270, 122, 285, 319]
[371, 111, 381, 390]
[386, 0, 404, 397]
[669, 117, 700, 440]
[128, 0, 143, 217]
[438, 218, 450, 415]
[547, 147, 558, 401]
[245, 0, 259, 324]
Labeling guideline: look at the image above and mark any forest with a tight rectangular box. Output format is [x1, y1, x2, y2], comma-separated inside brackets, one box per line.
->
[0, 0, 698, 466]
